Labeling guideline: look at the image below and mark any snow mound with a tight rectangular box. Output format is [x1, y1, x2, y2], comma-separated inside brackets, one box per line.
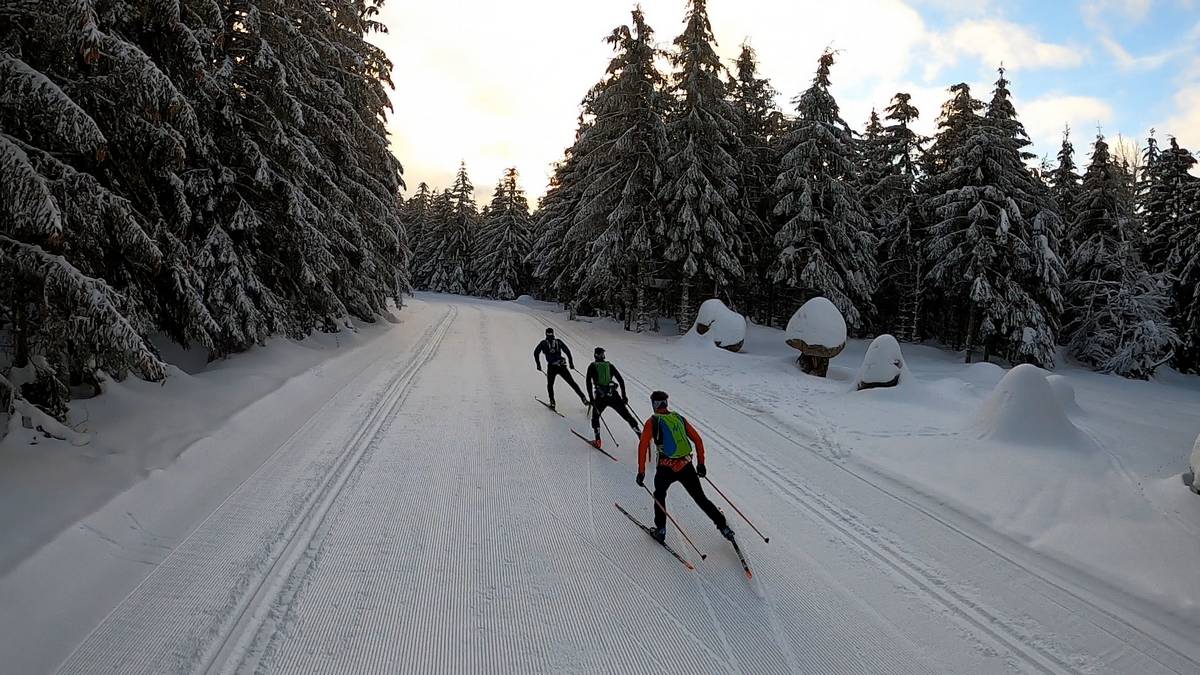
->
[1045, 374, 1081, 414]
[515, 294, 536, 306]
[971, 364, 1091, 449]
[690, 299, 747, 352]
[785, 297, 846, 357]
[855, 334, 910, 390]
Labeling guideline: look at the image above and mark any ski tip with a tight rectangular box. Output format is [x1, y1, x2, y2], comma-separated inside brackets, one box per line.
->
[745, 569, 754, 580]
[686, 562, 696, 570]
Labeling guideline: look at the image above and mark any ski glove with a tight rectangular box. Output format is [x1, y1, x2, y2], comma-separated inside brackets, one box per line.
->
[536, 364, 543, 372]
[696, 463, 707, 478]
[621, 395, 628, 404]
[636, 472, 645, 487]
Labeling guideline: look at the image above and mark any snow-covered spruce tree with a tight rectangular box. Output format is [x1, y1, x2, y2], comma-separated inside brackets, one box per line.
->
[403, 182, 434, 288]
[660, 0, 743, 332]
[447, 161, 480, 295]
[1142, 136, 1198, 271]
[1064, 134, 1178, 378]
[479, 168, 533, 300]
[422, 188, 458, 293]
[923, 70, 1064, 366]
[568, 8, 669, 331]
[726, 42, 784, 325]
[771, 51, 878, 332]
[1048, 126, 1082, 245]
[867, 93, 925, 342]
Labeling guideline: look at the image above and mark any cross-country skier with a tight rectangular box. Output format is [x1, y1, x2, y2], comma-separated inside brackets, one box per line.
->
[585, 347, 640, 448]
[534, 327, 589, 410]
[636, 390, 735, 544]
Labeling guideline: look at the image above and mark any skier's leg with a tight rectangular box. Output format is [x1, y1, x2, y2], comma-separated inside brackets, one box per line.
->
[652, 464, 681, 531]
[591, 400, 608, 440]
[613, 401, 640, 431]
[560, 369, 588, 403]
[546, 367, 559, 404]
[679, 463, 728, 529]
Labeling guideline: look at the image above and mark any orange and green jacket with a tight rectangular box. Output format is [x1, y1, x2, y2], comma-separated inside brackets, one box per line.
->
[638, 408, 706, 473]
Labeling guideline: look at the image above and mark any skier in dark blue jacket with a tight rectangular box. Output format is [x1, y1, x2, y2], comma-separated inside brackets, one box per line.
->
[534, 328, 589, 410]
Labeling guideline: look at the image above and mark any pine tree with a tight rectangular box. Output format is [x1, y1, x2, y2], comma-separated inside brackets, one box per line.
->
[922, 69, 1064, 366]
[404, 182, 434, 288]
[479, 168, 532, 300]
[869, 93, 925, 341]
[448, 162, 479, 295]
[726, 43, 784, 325]
[660, 0, 743, 331]
[1064, 134, 1177, 378]
[1142, 136, 1198, 271]
[567, 8, 669, 331]
[1048, 126, 1082, 249]
[771, 51, 878, 331]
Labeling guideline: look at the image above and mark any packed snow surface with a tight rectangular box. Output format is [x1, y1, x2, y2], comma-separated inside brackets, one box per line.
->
[2, 295, 1199, 674]
[785, 297, 846, 352]
[854, 334, 909, 389]
[971, 364, 1091, 449]
[690, 298, 747, 351]
[1046, 373, 1082, 413]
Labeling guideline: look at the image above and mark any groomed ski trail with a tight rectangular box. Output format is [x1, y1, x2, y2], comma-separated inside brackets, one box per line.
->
[30, 295, 1200, 674]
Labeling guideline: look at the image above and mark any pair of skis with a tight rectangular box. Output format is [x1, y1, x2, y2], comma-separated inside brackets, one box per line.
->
[614, 503, 752, 579]
[535, 397, 620, 462]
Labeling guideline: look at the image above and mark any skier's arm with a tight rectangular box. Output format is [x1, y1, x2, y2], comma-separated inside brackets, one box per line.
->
[684, 419, 706, 465]
[560, 341, 574, 368]
[533, 340, 544, 368]
[637, 418, 654, 474]
[586, 363, 596, 401]
[612, 366, 628, 400]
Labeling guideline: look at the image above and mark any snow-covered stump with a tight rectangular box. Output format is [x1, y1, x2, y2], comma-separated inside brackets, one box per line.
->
[691, 299, 747, 352]
[1186, 434, 1200, 494]
[854, 334, 909, 390]
[785, 297, 846, 377]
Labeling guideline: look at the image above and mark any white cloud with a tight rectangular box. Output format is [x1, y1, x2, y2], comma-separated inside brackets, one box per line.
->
[1161, 85, 1200, 153]
[1019, 95, 1116, 158]
[924, 20, 1085, 80]
[1082, 0, 1155, 24]
[1099, 36, 1185, 71]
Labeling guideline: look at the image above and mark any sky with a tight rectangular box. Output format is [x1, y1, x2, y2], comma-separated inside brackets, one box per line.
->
[374, 0, 1200, 203]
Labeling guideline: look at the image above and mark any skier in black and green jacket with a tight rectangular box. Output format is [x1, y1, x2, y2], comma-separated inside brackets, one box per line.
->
[585, 347, 640, 448]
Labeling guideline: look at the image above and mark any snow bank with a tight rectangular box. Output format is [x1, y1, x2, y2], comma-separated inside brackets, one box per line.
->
[971, 364, 1091, 449]
[854, 334, 909, 390]
[515, 294, 536, 306]
[785, 297, 846, 357]
[690, 299, 747, 352]
[1045, 374, 1081, 414]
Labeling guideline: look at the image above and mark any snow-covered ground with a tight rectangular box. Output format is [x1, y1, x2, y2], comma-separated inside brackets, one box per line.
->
[2, 294, 1198, 673]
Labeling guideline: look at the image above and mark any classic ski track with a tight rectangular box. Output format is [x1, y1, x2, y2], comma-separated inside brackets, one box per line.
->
[53, 305, 454, 675]
[221, 305, 458, 673]
[56, 306, 457, 675]
[531, 310, 1077, 674]
[531, 307, 1199, 675]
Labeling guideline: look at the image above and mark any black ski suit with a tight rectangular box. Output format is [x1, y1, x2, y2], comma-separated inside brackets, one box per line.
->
[586, 360, 640, 436]
[534, 338, 587, 406]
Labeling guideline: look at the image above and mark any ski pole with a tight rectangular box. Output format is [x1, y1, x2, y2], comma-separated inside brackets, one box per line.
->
[599, 412, 620, 447]
[703, 477, 770, 543]
[643, 485, 706, 560]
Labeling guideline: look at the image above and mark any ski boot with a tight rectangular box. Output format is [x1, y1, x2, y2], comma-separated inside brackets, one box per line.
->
[548, 398, 557, 411]
[652, 527, 667, 544]
[719, 526, 737, 542]
[592, 431, 603, 450]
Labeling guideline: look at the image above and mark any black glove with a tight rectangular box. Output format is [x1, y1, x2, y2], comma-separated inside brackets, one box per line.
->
[621, 394, 628, 404]
[696, 463, 707, 478]
[569, 362, 575, 370]
[636, 472, 645, 486]
[536, 363, 543, 372]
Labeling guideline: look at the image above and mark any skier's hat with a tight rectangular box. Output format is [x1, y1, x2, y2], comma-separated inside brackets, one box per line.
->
[650, 390, 669, 410]
[545, 327, 554, 336]
[594, 346, 606, 359]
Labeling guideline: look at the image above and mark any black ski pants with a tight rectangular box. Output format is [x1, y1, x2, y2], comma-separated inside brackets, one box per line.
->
[591, 396, 640, 435]
[653, 461, 727, 532]
[546, 363, 586, 404]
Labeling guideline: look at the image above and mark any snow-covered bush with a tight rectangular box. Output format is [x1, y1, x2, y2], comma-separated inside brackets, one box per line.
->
[786, 297, 846, 377]
[691, 299, 747, 352]
[855, 334, 909, 390]
[971, 364, 1090, 449]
